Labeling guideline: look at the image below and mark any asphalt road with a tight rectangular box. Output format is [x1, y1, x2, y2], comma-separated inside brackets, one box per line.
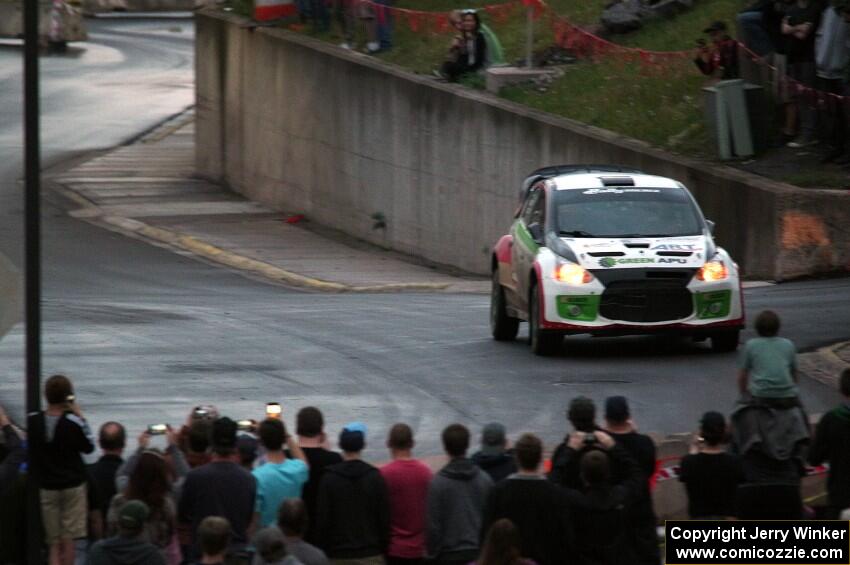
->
[1, 17, 849, 457]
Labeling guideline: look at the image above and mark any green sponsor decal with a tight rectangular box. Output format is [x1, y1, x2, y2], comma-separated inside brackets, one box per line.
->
[694, 290, 732, 319]
[514, 221, 539, 253]
[598, 257, 655, 268]
[556, 295, 600, 321]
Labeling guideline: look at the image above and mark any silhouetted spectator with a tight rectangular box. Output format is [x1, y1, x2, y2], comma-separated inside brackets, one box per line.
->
[0, 405, 26, 565]
[679, 412, 745, 518]
[179, 417, 256, 562]
[109, 449, 181, 564]
[694, 21, 740, 79]
[562, 445, 642, 565]
[250, 499, 328, 565]
[603, 396, 659, 565]
[28, 374, 95, 565]
[0, 405, 25, 497]
[317, 422, 390, 562]
[471, 423, 517, 483]
[252, 527, 301, 565]
[380, 423, 433, 565]
[237, 434, 259, 472]
[186, 419, 214, 469]
[293, 406, 342, 545]
[475, 519, 537, 565]
[809, 368, 850, 517]
[482, 434, 571, 565]
[815, 2, 850, 163]
[195, 516, 230, 565]
[89, 500, 166, 565]
[549, 396, 600, 489]
[782, 0, 822, 147]
[738, 310, 799, 402]
[87, 421, 126, 540]
[439, 10, 488, 82]
[253, 418, 309, 528]
[427, 423, 493, 565]
[738, 0, 785, 55]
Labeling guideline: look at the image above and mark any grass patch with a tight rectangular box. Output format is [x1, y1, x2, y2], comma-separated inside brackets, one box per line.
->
[221, 0, 749, 156]
[780, 170, 850, 189]
[501, 59, 712, 151]
[617, 0, 749, 51]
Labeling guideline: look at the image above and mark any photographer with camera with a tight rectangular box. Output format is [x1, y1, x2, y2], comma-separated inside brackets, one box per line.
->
[116, 425, 190, 498]
[549, 396, 610, 490]
[27, 374, 96, 565]
[693, 21, 740, 80]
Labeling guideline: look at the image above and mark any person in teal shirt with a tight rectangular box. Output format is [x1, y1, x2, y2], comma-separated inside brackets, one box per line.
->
[253, 419, 310, 528]
[738, 310, 799, 400]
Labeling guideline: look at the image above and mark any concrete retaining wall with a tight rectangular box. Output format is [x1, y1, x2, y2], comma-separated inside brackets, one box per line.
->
[195, 10, 850, 280]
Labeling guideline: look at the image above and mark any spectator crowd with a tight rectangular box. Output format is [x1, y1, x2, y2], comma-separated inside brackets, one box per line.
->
[695, 0, 850, 159]
[2, 311, 850, 565]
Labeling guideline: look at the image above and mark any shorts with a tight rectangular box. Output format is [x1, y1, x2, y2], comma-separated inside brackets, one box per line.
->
[786, 60, 816, 101]
[40, 484, 87, 544]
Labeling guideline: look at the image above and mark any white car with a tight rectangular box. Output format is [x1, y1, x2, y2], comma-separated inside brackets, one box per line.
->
[490, 165, 745, 356]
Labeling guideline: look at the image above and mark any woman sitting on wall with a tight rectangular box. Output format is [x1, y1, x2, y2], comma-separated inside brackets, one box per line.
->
[438, 9, 488, 81]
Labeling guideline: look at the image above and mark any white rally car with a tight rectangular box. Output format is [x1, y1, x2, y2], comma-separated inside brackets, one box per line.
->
[490, 165, 745, 355]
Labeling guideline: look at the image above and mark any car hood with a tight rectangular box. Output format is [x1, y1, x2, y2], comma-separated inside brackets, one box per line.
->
[562, 235, 710, 270]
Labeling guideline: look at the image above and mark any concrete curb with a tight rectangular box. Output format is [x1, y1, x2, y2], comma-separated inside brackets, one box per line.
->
[55, 181, 453, 293]
[98, 212, 454, 293]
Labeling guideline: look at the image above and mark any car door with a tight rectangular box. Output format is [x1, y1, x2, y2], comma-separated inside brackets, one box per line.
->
[512, 184, 546, 314]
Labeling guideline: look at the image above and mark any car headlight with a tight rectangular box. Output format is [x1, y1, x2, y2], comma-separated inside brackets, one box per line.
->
[554, 262, 593, 285]
[696, 260, 728, 282]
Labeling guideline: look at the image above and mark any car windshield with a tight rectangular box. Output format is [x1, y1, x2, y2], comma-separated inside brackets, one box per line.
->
[553, 187, 703, 238]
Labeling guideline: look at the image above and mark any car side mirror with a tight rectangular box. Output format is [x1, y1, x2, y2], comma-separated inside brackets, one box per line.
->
[706, 220, 716, 233]
[528, 222, 544, 243]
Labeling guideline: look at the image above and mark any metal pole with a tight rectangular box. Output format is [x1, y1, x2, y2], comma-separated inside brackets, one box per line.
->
[525, 5, 533, 69]
[25, 0, 42, 417]
[24, 0, 43, 561]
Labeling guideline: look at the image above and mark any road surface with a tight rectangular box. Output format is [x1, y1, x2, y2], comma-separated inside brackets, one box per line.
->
[0, 16, 848, 456]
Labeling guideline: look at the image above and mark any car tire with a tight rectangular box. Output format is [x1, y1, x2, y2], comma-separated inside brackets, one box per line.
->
[711, 330, 740, 353]
[529, 283, 561, 356]
[491, 270, 519, 341]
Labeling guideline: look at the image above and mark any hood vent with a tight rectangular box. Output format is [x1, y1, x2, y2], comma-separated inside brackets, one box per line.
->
[588, 252, 625, 257]
[623, 243, 650, 249]
[656, 251, 693, 257]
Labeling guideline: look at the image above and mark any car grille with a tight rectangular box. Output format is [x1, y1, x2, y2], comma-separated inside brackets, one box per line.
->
[599, 279, 693, 323]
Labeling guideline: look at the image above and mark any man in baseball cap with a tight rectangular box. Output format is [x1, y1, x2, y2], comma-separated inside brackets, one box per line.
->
[88, 500, 165, 565]
[317, 422, 390, 561]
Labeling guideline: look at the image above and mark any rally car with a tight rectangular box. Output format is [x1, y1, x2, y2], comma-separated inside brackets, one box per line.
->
[490, 165, 745, 356]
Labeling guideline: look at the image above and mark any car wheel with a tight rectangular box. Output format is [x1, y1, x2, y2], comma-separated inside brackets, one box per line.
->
[711, 330, 740, 353]
[529, 283, 561, 356]
[490, 269, 519, 341]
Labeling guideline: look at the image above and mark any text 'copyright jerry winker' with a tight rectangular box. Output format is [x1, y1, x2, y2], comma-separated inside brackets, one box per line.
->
[665, 521, 850, 565]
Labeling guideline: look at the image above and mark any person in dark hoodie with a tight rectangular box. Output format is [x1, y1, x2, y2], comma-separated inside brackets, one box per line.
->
[427, 424, 493, 565]
[603, 396, 659, 565]
[809, 368, 850, 518]
[88, 500, 166, 565]
[562, 445, 643, 565]
[481, 434, 572, 565]
[316, 422, 390, 563]
[471, 423, 516, 483]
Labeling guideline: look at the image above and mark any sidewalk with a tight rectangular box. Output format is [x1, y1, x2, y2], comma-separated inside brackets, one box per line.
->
[50, 111, 488, 293]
